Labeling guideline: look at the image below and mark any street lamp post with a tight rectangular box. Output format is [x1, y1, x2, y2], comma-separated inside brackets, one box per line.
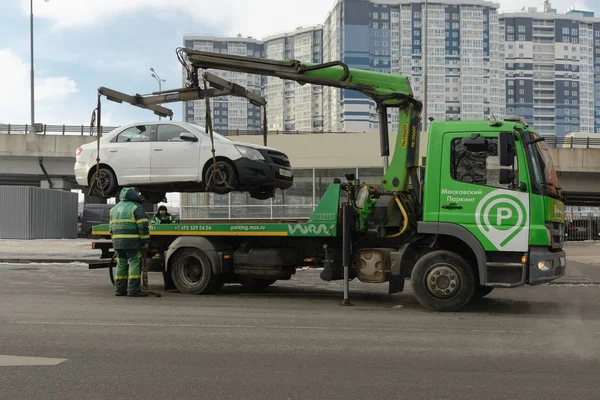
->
[30, 0, 50, 134]
[150, 67, 166, 120]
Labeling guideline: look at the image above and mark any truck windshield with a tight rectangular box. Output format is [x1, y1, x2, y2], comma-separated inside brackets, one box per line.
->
[526, 132, 560, 198]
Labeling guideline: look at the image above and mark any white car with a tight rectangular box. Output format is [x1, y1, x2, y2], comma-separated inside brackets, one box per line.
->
[74, 121, 293, 202]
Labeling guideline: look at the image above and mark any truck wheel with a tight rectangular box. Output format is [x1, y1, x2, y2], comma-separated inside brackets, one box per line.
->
[410, 250, 475, 312]
[170, 248, 223, 295]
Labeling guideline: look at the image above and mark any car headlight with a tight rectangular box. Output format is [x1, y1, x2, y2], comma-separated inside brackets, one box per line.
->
[235, 145, 265, 161]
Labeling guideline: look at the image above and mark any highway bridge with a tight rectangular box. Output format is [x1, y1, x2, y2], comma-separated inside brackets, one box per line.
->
[1, 123, 600, 207]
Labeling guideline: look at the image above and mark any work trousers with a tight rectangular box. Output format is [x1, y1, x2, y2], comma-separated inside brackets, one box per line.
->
[114, 249, 143, 295]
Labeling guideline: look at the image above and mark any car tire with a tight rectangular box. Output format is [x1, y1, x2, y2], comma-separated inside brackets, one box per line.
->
[204, 160, 237, 195]
[90, 167, 118, 197]
[249, 188, 276, 200]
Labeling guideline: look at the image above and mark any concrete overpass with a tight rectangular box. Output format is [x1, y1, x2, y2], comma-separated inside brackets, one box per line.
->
[1, 130, 600, 206]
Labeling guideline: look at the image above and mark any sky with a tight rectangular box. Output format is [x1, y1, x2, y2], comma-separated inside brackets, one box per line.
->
[0, 0, 597, 128]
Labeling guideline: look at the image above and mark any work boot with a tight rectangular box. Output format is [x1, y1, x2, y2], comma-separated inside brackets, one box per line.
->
[128, 291, 150, 297]
[115, 292, 127, 296]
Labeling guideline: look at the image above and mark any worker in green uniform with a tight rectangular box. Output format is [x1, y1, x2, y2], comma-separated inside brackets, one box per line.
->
[109, 187, 150, 297]
[152, 205, 176, 225]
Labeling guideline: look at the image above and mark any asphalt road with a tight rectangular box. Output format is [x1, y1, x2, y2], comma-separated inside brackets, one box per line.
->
[1, 263, 599, 400]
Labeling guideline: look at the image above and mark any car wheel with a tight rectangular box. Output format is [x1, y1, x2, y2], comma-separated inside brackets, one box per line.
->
[249, 188, 276, 200]
[205, 160, 237, 195]
[90, 167, 117, 197]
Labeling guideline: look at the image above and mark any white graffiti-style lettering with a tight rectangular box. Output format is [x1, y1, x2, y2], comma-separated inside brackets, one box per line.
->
[287, 223, 335, 235]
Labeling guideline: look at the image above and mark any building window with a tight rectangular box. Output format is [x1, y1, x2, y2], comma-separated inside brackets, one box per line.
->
[562, 27, 569, 35]
[507, 26, 514, 33]
[518, 25, 525, 33]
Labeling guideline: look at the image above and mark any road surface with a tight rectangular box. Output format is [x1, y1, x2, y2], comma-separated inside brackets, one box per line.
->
[0, 262, 599, 400]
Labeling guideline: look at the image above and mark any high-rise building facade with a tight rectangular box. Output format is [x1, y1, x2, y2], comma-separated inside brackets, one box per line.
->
[262, 26, 324, 132]
[184, 1, 600, 138]
[500, 6, 600, 135]
[182, 35, 265, 133]
[322, 0, 505, 134]
[183, 28, 323, 134]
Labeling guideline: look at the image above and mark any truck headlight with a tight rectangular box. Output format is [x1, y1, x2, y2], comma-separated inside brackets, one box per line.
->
[538, 260, 551, 271]
[235, 145, 265, 161]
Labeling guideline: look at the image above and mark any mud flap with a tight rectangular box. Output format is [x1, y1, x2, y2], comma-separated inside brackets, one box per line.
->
[388, 243, 418, 294]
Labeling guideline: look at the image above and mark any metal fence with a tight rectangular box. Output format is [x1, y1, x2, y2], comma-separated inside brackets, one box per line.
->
[2, 123, 600, 148]
[565, 213, 600, 241]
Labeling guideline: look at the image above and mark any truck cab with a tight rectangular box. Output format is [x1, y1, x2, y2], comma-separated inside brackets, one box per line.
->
[421, 117, 566, 289]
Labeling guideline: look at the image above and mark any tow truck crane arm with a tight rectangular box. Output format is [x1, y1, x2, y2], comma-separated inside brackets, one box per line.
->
[97, 71, 267, 119]
[178, 47, 423, 198]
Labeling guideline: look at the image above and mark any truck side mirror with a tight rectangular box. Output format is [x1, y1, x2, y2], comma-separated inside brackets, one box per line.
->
[498, 132, 516, 167]
[499, 169, 515, 185]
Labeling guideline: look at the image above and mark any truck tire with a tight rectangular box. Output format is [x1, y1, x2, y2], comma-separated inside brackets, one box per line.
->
[410, 250, 475, 312]
[169, 248, 223, 295]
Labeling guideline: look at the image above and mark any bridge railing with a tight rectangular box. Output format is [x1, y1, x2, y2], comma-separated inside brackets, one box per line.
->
[2, 123, 600, 148]
[0, 124, 347, 137]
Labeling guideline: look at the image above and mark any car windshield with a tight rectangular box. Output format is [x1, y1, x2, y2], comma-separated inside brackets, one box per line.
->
[526, 131, 560, 198]
[187, 122, 231, 142]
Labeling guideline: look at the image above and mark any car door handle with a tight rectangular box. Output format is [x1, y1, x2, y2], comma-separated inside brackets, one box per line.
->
[109, 150, 117, 153]
[154, 148, 163, 151]
[442, 204, 462, 209]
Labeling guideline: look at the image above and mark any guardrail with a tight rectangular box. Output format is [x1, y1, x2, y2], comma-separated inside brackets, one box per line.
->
[2, 123, 600, 148]
[0, 124, 347, 137]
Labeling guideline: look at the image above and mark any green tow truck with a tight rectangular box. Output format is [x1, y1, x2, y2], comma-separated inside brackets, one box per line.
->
[89, 48, 566, 312]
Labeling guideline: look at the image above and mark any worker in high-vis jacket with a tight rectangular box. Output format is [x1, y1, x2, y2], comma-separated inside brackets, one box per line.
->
[109, 187, 150, 297]
[152, 205, 176, 225]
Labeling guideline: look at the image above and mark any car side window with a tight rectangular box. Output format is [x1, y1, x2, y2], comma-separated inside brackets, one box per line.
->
[115, 125, 152, 143]
[157, 124, 193, 142]
[450, 137, 518, 189]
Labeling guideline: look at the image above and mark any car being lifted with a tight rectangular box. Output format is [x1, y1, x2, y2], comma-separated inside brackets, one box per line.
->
[74, 120, 293, 202]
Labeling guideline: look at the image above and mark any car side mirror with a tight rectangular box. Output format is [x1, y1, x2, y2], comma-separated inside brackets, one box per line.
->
[498, 132, 516, 167]
[180, 132, 198, 142]
[499, 169, 515, 185]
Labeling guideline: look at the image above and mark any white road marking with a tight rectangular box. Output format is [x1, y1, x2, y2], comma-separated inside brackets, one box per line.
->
[11, 321, 600, 336]
[0, 355, 67, 367]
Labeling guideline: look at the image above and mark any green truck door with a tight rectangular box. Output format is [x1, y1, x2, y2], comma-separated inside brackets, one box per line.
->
[438, 131, 530, 253]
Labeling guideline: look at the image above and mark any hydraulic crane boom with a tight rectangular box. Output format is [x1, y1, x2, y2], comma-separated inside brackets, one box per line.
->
[178, 47, 424, 198]
[98, 71, 267, 119]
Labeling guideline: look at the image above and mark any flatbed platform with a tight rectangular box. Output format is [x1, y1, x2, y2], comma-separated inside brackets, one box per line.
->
[92, 185, 341, 239]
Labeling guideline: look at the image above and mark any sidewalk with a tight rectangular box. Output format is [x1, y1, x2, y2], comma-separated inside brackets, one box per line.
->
[0, 239, 599, 284]
[0, 239, 101, 264]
